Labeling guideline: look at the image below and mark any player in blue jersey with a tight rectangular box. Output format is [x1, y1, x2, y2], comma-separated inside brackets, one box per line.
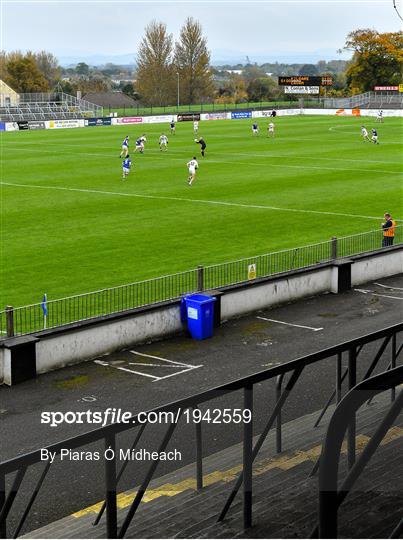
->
[119, 135, 129, 158]
[371, 128, 379, 144]
[134, 135, 147, 153]
[252, 122, 259, 135]
[122, 155, 131, 180]
[170, 120, 175, 134]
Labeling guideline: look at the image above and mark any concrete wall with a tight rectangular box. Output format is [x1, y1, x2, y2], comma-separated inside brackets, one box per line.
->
[35, 304, 183, 375]
[0, 247, 401, 384]
[351, 249, 403, 285]
[221, 268, 332, 319]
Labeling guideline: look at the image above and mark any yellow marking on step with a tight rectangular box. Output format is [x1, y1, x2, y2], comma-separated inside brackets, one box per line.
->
[72, 427, 401, 518]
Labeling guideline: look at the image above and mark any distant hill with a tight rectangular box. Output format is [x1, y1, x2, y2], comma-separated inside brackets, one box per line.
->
[58, 48, 351, 68]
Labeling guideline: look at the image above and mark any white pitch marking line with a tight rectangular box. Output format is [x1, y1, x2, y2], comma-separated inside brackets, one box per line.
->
[374, 283, 403, 291]
[257, 316, 323, 332]
[0, 182, 385, 221]
[130, 350, 197, 368]
[117, 367, 161, 380]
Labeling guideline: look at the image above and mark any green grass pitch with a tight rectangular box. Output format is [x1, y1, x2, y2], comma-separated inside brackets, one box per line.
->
[1, 114, 402, 308]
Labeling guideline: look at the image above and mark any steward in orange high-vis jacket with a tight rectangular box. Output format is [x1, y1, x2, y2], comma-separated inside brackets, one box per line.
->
[382, 213, 396, 247]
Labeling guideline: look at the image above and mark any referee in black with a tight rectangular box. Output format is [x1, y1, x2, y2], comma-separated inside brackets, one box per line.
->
[195, 137, 207, 157]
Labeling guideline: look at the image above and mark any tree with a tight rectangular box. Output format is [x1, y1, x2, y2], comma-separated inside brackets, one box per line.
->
[247, 76, 277, 101]
[135, 21, 176, 106]
[174, 17, 214, 104]
[342, 29, 403, 93]
[34, 51, 61, 87]
[75, 62, 90, 76]
[4, 52, 49, 92]
[215, 74, 248, 103]
[298, 64, 318, 76]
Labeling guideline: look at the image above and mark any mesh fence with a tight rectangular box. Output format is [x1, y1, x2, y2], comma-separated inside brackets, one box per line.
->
[1, 227, 401, 338]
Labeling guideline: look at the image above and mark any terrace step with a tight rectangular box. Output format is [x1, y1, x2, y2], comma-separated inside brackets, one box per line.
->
[21, 391, 402, 539]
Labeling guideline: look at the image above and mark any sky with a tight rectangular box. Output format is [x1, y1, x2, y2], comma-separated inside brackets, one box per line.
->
[1, 0, 402, 64]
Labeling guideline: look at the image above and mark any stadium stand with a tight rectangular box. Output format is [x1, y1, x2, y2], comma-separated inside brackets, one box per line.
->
[325, 91, 403, 109]
[0, 90, 103, 122]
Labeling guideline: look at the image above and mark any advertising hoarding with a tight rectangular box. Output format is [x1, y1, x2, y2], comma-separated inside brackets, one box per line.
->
[231, 111, 252, 119]
[115, 117, 144, 124]
[85, 117, 112, 126]
[48, 119, 84, 129]
[143, 115, 177, 124]
[284, 86, 320, 94]
[28, 121, 46, 130]
[177, 113, 201, 122]
[201, 112, 230, 120]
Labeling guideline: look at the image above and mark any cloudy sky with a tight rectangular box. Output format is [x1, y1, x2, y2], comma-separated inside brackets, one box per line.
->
[1, 0, 402, 64]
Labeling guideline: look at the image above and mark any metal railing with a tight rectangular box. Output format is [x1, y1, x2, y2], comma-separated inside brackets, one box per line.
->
[324, 91, 403, 110]
[314, 366, 403, 538]
[0, 324, 401, 538]
[1, 227, 401, 338]
[107, 98, 324, 117]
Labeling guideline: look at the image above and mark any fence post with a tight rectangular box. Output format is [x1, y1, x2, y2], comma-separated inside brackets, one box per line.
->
[347, 347, 357, 469]
[104, 433, 117, 538]
[243, 384, 253, 529]
[197, 266, 204, 292]
[6, 306, 14, 338]
[0, 471, 6, 538]
[331, 236, 338, 259]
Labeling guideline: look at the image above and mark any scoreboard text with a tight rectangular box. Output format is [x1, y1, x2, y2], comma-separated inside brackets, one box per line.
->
[278, 76, 333, 86]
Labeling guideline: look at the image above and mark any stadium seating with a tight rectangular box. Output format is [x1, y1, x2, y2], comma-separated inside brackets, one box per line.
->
[325, 91, 403, 109]
[0, 91, 103, 121]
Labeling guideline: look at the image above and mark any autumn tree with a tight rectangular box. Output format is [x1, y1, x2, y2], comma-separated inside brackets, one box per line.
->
[34, 51, 61, 87]
[174, 17, 214, 104]
[135, 21, 176, 106]
[215, 74, 248, 103]
[342, 29, 403, 93]
[4, 52, 49, 92]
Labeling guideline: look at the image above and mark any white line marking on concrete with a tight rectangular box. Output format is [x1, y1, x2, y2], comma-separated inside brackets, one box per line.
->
[153, 366, 202, 382]
[354, 289, 403, 301]
[130, 350, 196, 368]
[256, 316, 323, 331]
[94, 360, 109, 366]
[117, 367, 161, 379]
[374, 283, 403, 291]
[0, 182, 385, 220]
[371, 293, 403, 301]
[129, 362, 185, 369]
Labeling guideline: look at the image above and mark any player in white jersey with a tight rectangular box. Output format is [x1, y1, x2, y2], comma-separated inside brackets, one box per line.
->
[193, 120, 199, 134]
[361, 126, 370, 142]
[187, 156, 199, 185]
[376, 110, 383, 123]
[267, 122, 275, 137]
[120, 135, 129, 158]
[159, 134, 168, 151]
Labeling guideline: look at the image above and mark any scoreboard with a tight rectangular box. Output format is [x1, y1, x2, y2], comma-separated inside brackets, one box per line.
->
[278, 76, 333, 86]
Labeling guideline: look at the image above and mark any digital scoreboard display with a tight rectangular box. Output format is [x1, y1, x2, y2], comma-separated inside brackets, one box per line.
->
[278, 76, 333, 86]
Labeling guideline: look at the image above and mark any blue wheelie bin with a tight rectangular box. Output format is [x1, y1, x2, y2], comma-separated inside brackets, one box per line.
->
[183, 294, 216, 340]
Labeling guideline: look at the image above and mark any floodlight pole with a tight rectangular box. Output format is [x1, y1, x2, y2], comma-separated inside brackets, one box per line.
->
[177, 72, 180, 109]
